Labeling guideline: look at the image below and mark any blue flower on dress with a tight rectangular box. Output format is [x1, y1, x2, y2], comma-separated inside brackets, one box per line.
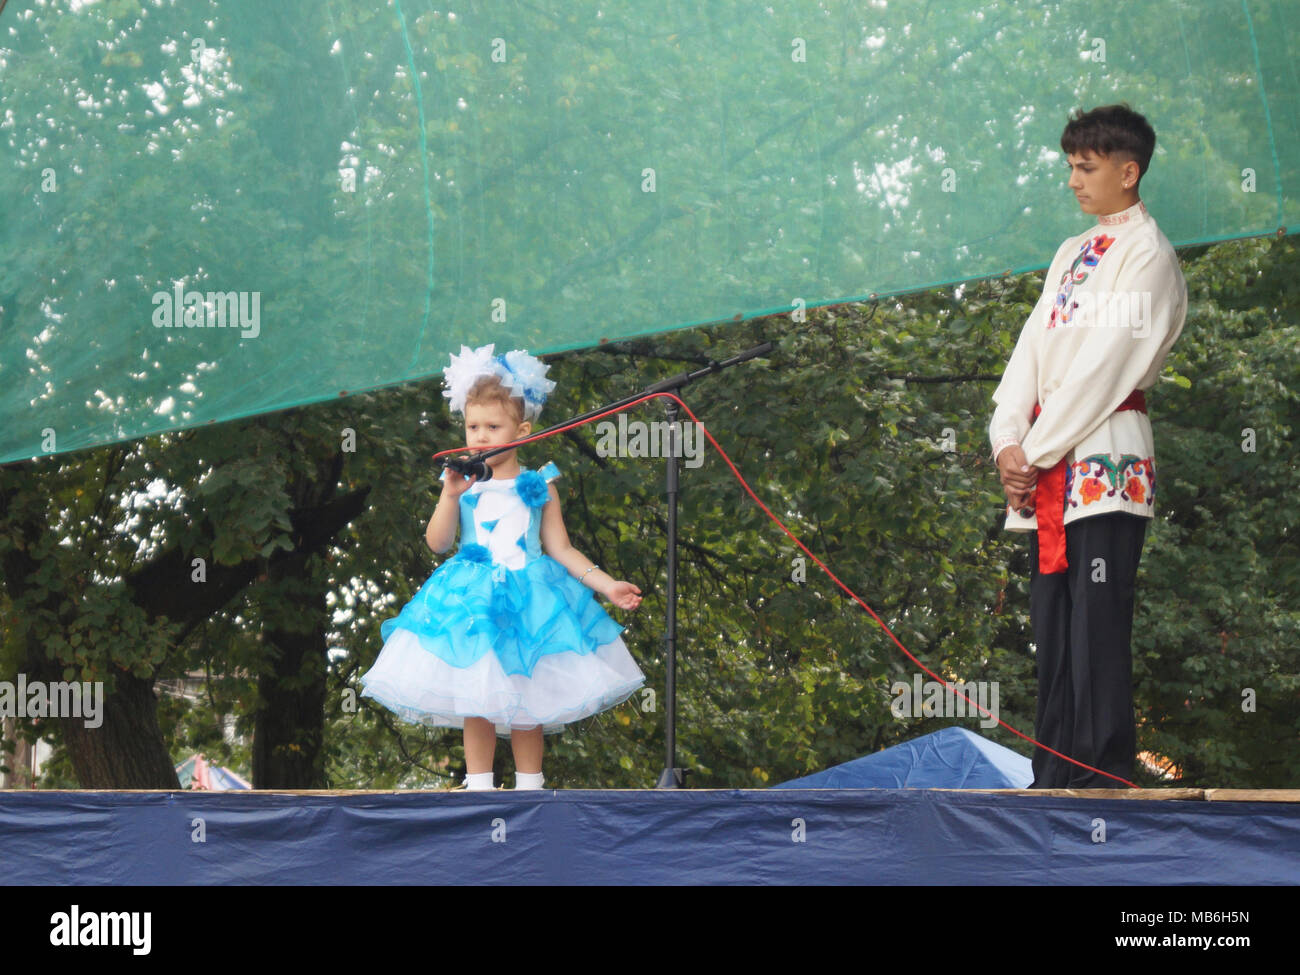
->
[456, 543, 491, 564]
[516, 470, 550, 508]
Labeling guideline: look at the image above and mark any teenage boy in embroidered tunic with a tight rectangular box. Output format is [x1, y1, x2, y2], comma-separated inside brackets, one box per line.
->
[988, 104, 1187, 788]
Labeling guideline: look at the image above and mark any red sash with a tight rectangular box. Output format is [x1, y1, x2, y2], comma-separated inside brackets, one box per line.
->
[1030, 389, 1147, 574]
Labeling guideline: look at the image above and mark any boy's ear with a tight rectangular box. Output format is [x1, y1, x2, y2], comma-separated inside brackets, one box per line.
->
[517, 420, 532, 437]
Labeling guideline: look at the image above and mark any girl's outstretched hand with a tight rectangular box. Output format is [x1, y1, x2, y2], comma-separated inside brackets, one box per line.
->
[605, 581, 643, 611]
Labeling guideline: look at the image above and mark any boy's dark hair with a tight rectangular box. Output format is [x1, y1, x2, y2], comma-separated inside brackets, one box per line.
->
[1060, 103, 1156, 182]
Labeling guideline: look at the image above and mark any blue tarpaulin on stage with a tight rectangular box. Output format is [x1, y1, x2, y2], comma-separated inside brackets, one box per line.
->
[771, 728, 1034, 790]
[0, 789, 1296, 885]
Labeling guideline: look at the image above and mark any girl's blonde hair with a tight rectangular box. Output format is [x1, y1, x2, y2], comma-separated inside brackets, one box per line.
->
[465, 375, 525, 424]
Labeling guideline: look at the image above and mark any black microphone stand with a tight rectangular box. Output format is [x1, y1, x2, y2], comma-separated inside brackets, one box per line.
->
[443, 342, 775, 788]
[637, 343, 772, 788]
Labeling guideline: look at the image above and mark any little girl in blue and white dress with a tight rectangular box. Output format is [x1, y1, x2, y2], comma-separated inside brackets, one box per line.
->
[360, 345, 645, 790]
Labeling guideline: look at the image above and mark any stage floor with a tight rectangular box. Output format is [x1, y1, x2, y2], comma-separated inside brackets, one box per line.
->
[2, 788, 1296, 885]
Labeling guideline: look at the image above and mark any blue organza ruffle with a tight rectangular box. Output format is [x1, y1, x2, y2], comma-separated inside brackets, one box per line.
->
[379, 551, 624, 677]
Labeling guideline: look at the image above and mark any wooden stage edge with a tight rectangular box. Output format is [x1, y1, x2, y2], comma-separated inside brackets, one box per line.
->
[5, 787, 1299, 802]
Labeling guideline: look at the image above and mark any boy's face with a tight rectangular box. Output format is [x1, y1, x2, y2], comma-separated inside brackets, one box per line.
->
[464, 400, 530, 468]
[1066, 150, 1140, 216]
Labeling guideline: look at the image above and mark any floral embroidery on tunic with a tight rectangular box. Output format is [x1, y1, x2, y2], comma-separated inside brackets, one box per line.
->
[1065, 454, 1154, 509]
[1049, 233, 1116, 328]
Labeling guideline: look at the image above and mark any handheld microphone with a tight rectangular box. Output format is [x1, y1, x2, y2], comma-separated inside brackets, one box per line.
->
[442, 454, 492, 482]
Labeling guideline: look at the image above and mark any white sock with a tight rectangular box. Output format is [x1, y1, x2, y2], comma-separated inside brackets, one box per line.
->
[465, 772, 494, 791]
[514, 771, 545, 790]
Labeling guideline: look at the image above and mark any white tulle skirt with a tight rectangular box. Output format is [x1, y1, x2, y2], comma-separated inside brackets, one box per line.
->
[360, 627, 645, 735]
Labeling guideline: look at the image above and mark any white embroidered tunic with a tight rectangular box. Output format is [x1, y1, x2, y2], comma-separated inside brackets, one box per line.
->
[988, 200, 1187, 532]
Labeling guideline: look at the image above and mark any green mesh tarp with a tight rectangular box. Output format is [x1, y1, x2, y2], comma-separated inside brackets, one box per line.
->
[2, 0, 1296, 462]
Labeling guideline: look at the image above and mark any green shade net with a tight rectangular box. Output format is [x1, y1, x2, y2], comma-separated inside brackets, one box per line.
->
[2, 0, 1296, 463]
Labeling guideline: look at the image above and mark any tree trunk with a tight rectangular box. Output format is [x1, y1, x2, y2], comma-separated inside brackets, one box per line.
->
[252, 559, 328, 788]
[55, 665, 181, 789]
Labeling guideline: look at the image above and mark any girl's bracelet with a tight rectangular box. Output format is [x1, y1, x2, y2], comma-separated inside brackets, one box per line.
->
[579, 565, 599, 585]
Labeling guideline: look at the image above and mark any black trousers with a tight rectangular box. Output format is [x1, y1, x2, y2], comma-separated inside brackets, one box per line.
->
[1028, 512, 1147, 788]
